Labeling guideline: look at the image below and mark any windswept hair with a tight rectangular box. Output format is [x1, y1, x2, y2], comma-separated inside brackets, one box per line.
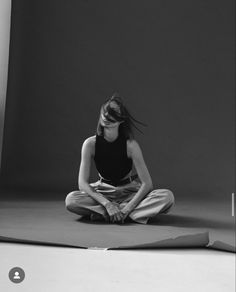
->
[96, 93, 147, 139]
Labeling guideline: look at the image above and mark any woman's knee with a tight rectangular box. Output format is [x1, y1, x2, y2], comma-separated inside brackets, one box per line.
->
[164, 189, 175, 204]
[65, 190, 82, 210]
[65, 191, 94, 216]
[150, 189, 175, 204]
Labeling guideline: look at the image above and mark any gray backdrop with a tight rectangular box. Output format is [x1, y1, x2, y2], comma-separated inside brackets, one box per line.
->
[0, 0, 234, 199]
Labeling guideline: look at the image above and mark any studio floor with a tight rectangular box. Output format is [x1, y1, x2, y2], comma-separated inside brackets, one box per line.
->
[0, 242, 235, 292]
[0, 192, 235, 291]
[0, 192, 235, 251]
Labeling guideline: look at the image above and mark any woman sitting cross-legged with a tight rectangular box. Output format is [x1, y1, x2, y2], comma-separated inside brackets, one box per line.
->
[65, 94, 175, 224]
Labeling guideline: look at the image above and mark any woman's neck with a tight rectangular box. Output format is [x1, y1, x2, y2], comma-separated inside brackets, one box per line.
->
[103, 127, 119, 142]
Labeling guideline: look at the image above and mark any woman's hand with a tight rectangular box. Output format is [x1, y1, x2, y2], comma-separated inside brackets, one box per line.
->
[120, 206, 132, 223]
[105, 202, 124, 223]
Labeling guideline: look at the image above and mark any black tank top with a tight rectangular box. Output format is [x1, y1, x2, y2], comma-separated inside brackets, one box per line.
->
[94, 133, 133, 181]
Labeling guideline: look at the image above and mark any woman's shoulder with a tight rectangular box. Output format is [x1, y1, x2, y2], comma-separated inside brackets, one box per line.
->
[127, 138, 142, 156]
[81, 136, 96, 156]
[82, 135, 96, 148]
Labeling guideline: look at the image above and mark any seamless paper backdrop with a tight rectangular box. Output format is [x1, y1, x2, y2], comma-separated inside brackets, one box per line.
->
[0, 0, 234, 199]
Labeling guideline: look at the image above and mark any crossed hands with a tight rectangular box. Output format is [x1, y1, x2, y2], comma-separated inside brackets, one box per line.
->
[104, 202, 131, 224]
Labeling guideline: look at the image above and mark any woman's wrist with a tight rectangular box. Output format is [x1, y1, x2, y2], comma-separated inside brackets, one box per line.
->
[104, 201, 113, 208]
[121, 204, 132, 214]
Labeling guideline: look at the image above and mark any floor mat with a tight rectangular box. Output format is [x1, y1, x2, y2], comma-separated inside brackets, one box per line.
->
[0, 195, 235, 252]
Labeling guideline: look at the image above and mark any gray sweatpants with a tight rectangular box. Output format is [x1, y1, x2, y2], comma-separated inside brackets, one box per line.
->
[65, 179, 175, 224]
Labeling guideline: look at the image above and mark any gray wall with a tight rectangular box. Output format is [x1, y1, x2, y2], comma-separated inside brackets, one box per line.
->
[0, 0, 234, 199]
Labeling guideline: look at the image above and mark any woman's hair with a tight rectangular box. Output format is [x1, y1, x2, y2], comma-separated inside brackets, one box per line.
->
[96, 93, 146, 139]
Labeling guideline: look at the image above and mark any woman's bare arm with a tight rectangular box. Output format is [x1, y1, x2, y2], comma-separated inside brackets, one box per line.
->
[78, 137, 111, 207]
[121, 140, 153, 217]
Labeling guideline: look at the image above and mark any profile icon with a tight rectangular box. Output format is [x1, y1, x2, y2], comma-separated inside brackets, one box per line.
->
[9, 267, 25, 283]
[13, 271, 20, 279]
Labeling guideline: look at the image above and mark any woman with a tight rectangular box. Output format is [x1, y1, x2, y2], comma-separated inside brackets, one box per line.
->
[65, 94, 175, 224]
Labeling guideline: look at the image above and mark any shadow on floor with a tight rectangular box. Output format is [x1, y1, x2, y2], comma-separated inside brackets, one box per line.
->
[149, 214, 233, 230]
[75, 213, 233, 230]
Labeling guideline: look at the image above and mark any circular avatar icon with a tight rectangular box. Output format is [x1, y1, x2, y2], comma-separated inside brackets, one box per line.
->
[9, 267, 25, 284]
